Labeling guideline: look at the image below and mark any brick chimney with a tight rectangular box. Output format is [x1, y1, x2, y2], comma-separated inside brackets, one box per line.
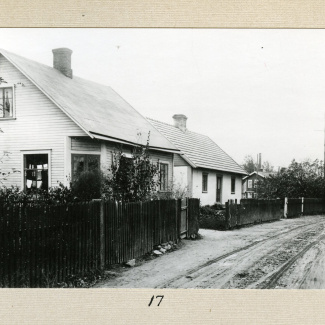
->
[172, 114, 187, 132]
[52, 48, 73, 78]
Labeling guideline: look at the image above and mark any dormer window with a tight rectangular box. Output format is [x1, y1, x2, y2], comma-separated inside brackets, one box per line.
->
[0, 86, 14, 118]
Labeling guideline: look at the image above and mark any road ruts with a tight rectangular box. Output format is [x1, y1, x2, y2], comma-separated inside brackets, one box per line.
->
[258, 234, 325, 289]
[156, 220, 324, 289]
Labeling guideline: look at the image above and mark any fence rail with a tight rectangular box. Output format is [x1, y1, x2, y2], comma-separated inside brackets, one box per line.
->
[0, 198, 199, 287]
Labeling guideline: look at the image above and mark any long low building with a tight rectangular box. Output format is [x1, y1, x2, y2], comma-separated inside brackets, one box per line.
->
[148, 115, 247, 206]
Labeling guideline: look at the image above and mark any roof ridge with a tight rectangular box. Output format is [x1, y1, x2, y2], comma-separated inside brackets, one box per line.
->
[0, 49, 115, 90]
[147, 117, 212, 138]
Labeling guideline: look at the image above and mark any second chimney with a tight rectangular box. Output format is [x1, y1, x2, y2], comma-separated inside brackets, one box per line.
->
[52, 48, 73, 78]
[173, 114, 187, 132]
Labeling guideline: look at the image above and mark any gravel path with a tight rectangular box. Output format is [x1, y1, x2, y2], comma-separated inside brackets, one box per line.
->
[95, 215, 325, 289]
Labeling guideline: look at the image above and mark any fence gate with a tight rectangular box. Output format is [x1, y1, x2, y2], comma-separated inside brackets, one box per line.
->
[179, 198, 188, 238]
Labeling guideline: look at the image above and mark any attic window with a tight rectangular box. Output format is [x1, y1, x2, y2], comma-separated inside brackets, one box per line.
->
[0, 86, 14, 118]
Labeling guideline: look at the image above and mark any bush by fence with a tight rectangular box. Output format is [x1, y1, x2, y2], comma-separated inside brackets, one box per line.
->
[199, 199, 281, 230]
[198, 205, 226, 230]
[0, 198, 199, 288]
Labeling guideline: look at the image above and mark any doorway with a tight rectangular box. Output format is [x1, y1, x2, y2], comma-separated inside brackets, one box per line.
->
[216, 175, 222, 203]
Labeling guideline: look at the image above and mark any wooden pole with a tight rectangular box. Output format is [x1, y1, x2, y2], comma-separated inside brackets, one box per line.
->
[284, 197, 288, 218]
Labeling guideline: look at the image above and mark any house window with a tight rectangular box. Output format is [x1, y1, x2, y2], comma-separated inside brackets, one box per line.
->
[202, 173, 208, 193]
[24, 153, 49, 191]
[0, 86, 14, 118]
[72, 154, 100, 180]
[159, 163, 168, 191]
[248, 180, 252, 188]
[231, 177, 236, 194]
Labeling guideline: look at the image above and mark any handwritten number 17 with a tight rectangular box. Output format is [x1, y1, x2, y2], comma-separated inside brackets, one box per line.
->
[148, 295, 164, 306]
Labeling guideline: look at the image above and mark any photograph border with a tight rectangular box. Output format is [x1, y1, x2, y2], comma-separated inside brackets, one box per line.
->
[0, 1, 325, 324]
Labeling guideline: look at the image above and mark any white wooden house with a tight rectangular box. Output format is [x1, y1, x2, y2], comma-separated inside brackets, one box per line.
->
[0, 48, 180, 191]
[148, 115, 247, 205]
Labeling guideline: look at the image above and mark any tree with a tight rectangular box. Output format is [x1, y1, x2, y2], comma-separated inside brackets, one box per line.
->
[262, 161, 274, 172]
[242, 155, 258, 174]
[242, 155, 274, 173]
[103, 133, 160, 202]
[257, 159, 324, 199]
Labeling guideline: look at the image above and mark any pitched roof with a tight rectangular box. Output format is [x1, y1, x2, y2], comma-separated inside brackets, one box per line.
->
[242, 171, 275, 180]
[0, 49, 179, 153]
[147, 118, 247, 175]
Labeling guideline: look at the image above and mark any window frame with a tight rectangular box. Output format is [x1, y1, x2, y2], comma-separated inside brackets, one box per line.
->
[202, 173, 208, 193]
[71, 153, 101, 181]
[159, 162, 169, 192]
[248, 179, 253, 188]
[0, 84, 15, 119]
[231, 176, 236, 194]
[21, 150, 52, 191]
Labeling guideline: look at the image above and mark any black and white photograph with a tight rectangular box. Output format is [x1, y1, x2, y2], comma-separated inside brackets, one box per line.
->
[0, 28, 325, 289]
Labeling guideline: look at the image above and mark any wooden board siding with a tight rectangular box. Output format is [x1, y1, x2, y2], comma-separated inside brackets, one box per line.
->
[0, 54, 87, 188]
[71, 137, 101, 152]
[174, 153, 189, 167]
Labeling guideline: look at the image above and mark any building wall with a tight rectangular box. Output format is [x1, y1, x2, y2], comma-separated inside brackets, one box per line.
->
[192, 168, 242, 205]
[0, 54, 87, 188]
[66, 138, 174, 187]
[174, 153, 188, 166]
[174, 165, 192, 194]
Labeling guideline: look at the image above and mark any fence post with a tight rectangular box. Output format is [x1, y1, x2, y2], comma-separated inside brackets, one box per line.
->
[100, 200, 105, 271]
[175, 199, 178, 242]
[284, 197, 288, 218]
[225, 200, 229, 230]
[301, 197, 304, 216]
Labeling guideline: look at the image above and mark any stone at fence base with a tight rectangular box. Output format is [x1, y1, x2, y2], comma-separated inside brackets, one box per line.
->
[165, 244, 171, 250]
[125, 259, 136, 267]
[169, 241, 174, 245]
[153, 250, 163, 255]
[160, 248, 166, 253]
[104, 271, 118, 277]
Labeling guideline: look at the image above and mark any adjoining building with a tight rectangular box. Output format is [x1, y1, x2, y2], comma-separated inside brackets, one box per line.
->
[148, 115, 247, 205]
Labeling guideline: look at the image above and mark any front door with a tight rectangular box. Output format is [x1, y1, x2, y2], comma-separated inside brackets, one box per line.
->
[216, 176, 222, 203]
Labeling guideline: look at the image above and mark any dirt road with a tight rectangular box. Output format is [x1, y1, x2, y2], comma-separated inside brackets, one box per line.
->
[96, 215, 325, 289]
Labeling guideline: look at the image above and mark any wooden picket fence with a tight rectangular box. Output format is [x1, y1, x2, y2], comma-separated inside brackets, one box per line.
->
[284, 198, 325, 218]
[0, 198, 199, 288]
[225, 199, 282, 229]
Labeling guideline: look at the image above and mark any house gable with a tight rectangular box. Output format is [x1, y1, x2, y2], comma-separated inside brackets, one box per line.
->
[0, 54, 87, 187]
[0, 49, 179, 152]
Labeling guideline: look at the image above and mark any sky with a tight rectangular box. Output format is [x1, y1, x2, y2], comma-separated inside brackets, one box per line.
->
[0, 28, 324, 170]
